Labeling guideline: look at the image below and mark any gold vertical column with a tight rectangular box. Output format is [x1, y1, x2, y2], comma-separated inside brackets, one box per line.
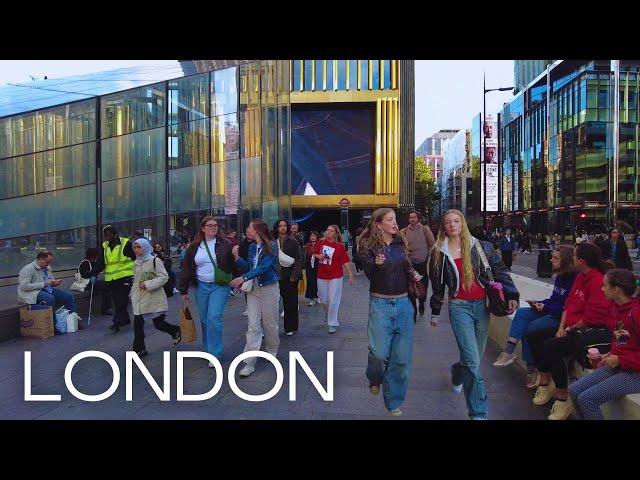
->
[368, 60, 373, 90]
[386, 99, 392, 193]
[381, 99, 387, 193]
[395, 98, 400, 193]
[357, 61, 362, 91]
[391, 60, 398, 90]
[333, 60, 338, 91]
[379, 61, 384, 90]
[289, 60, 293, 92]
[375, 99, 382, 193]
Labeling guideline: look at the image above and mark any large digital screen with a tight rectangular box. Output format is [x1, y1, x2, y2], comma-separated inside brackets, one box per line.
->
[291, 104, 375, 195]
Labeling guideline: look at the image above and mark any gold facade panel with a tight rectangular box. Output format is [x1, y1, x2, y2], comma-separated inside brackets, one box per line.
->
[291, 194, 399, 208]
[290, 90, 398, 104]
[373, 97, 400, 196]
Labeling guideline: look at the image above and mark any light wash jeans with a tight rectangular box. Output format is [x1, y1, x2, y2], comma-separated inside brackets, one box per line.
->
[36, 288, 77, 313]
[196, 281, 231, 359]
[366, 295, 414, 411]
[508, 307, 560, 365]
[449, 298, 489, 420]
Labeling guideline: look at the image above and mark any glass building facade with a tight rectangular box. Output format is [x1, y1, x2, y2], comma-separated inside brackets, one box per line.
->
[500, 60, 640, 238]
[0, 61, 291, 280]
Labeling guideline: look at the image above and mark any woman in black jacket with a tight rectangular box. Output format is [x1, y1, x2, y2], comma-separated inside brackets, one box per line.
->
[428, 209, 519, 420]
[80, 247, 112, 315]
[274, 219, 302, 335]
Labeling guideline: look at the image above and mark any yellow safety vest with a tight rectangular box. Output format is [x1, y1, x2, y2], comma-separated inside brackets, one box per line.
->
[103, 237, 135, 282]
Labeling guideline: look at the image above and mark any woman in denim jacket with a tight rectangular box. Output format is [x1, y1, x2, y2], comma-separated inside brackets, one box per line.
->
[231, 219, 280, 378]
[428, 209, 519, 420]
[359, 208, 419, 416]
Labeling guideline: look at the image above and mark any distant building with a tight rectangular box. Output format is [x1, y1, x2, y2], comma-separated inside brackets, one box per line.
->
[513, 60, 554, 94]
[416, 129, 459, 182]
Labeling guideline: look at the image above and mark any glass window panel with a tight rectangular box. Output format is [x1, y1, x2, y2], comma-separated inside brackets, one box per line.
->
[293, 60, 301, 91]
[241, 156, 261, 203]
[337, 60, 346, 90]
[212, 67, 238, 117]
[102, 172, 166, 223]
[349, 60, 358, 90]
[261, 60, 277, 106]
[106, 215, 166, 246]
[315, 60, 324, 91]
[326, 60, 334, 91]
[0, 142, 96, 199]
[240, 108, 261, 159]
[0, 226, 97, 278]
[0, 99, 96, 159]
[261, 199, 279, 228]
[0, 184, 96, 239]
[212, 113, 240, 162]
[360, 60, 369, 90]
[212, 158, 239, 212]
[371, 60, 380, 90]
[169, 164, 210, 214]
[277, 105, 290, 197]
[262, 106, 277, 198]
[168, 118, 209, 169]
[304, 60, 313, 91]
[101, 127, 165, 181]
[168, 73, 209, 125]
[383, 60, 391, 89]
[101, 83, 165, 138]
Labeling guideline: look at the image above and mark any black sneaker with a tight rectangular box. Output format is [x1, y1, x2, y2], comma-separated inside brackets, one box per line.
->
[172, 329, 182, 345]
[109, 324, 120, 333]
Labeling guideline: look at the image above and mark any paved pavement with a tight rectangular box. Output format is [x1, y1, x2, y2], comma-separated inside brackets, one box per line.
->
[0, 265, 552, 420]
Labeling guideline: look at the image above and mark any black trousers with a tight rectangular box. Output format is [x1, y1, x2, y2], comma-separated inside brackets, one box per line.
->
[305, 267, 318, 300]
[409, 261, 428, 319]
[501, 250, 513, 269]
[280, 278, 299, 333]
[527, 327, 613, 389]
[109, 276, 133, 326]
[133, 314, 180, 352]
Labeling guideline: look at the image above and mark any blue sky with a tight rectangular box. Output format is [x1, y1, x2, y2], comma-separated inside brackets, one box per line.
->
[0, 60, 515, 147]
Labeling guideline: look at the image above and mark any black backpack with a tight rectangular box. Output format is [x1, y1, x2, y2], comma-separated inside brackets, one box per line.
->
[153, 257, 174, 298]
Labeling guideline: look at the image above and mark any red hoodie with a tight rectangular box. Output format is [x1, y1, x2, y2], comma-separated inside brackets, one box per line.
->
[610, 299, 640, 372]
[563, 268, 613, 329]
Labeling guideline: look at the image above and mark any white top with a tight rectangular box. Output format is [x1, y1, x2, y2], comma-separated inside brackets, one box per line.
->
[253, 243, 263, 270]
[195, 239, 217, 283]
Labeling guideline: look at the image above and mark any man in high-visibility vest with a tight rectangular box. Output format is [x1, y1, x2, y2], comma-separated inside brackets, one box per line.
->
[87, 225, 136, 332]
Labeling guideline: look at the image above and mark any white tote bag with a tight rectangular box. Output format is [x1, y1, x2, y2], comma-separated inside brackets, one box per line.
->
[70, 259, 91, 291]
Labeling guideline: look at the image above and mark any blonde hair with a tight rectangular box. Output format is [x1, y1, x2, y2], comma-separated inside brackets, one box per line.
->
[359, 208, 408, 255]
[323, 224, 343, 244]
[432, 209, 475, 290]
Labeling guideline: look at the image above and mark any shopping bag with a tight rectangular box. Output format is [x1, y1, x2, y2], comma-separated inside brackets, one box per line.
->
[180, 303, 197, 343]
[55, 307, 69, 333]
[66, 312, 80, 333]
[298, 270, 307, 296]
[19, 305, 54, 339]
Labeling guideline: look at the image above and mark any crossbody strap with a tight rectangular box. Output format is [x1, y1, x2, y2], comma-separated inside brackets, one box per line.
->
[474, 241, 494, 282]
[203, 240, 218, 269]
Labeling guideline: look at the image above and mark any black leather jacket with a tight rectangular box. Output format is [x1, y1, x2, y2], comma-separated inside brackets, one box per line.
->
[428, 236, 519, 317]
[362, 236, 412, 296]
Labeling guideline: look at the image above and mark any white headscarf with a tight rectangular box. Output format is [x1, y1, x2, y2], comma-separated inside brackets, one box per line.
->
[133, 237, 154, 264]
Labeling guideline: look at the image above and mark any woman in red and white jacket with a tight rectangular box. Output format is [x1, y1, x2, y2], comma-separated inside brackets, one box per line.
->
[568, 268, 640, 420]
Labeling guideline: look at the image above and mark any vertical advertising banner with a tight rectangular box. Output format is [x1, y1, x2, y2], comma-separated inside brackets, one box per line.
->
[512, 162, 520, 211]
[482, 114, 499, 212]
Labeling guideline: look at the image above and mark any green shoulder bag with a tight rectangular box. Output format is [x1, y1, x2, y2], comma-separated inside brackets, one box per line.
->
[204, 240, 233, 286]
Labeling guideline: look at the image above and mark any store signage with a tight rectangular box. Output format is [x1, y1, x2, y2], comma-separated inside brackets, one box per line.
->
[617, 202, 640, 209]
[481, 114, 499, 212]
[583, 202, 607, 209]
[339, 198, 351, 208]
[569, 204, 582, 210]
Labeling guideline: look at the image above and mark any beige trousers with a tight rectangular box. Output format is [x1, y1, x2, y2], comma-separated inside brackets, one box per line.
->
[243, 282, 280, 367]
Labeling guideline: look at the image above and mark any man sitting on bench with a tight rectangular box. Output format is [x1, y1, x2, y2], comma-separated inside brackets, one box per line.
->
[18, 251, 77, 331]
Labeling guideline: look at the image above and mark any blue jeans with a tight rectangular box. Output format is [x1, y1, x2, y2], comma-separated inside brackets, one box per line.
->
[36, 288, 77, 313]
[508, 307, 560, 365]
[196, 281, 231, 359]
[449, 298, 489, 420]
[366, 295, 414, 411]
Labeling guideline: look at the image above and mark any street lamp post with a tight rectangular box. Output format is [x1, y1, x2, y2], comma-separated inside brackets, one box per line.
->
[483, 73, 513, 235]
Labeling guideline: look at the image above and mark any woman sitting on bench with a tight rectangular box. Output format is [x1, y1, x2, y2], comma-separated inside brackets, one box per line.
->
[568, 269, 640, 420]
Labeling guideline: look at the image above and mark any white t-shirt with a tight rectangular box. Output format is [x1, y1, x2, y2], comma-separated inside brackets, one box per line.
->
[195, 239, 217, 283]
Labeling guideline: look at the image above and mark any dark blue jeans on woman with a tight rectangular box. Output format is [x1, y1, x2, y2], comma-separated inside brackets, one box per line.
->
[508, 307, 560, 365]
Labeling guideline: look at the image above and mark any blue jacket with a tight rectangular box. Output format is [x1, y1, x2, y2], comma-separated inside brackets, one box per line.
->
[540, 272, 577, 318]
[236, 240, 279, 287]
[500, 236, 515, 251]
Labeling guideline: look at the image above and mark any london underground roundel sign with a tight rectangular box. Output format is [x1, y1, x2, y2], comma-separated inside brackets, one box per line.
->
[339, 198, 351, 208]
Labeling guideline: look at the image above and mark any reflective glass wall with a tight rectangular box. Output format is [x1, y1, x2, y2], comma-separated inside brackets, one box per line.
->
[0, 61, 291, 278]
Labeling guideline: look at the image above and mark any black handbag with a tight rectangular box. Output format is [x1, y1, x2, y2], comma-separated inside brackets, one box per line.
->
[474, 243, 510, 316]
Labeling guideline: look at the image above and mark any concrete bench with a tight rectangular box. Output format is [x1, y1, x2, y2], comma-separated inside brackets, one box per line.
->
[0, 277, 102, 343]
[488, 273, 640, 420]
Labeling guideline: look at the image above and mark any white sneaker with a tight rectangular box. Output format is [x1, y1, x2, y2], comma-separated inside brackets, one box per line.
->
[493, 351, 517, 368]
[280, 310, 284, 317]
[307, 300, 316, 306]
[208, 361, 215, 368]
[286, 331, 294, 336]
[239, 364, 255, 377]
[317, 298, 322, 304]
[242, 310, 248, 316]
[173, 288, 180, 294]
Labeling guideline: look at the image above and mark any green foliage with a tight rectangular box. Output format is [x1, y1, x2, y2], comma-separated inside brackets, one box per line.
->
[414, 156, 440, 219]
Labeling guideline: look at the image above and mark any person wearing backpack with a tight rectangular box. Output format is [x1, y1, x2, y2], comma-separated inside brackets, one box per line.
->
[153, 241, 177, 297]
[568, 268, 640, 420]
[130, 237, 181, 357]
